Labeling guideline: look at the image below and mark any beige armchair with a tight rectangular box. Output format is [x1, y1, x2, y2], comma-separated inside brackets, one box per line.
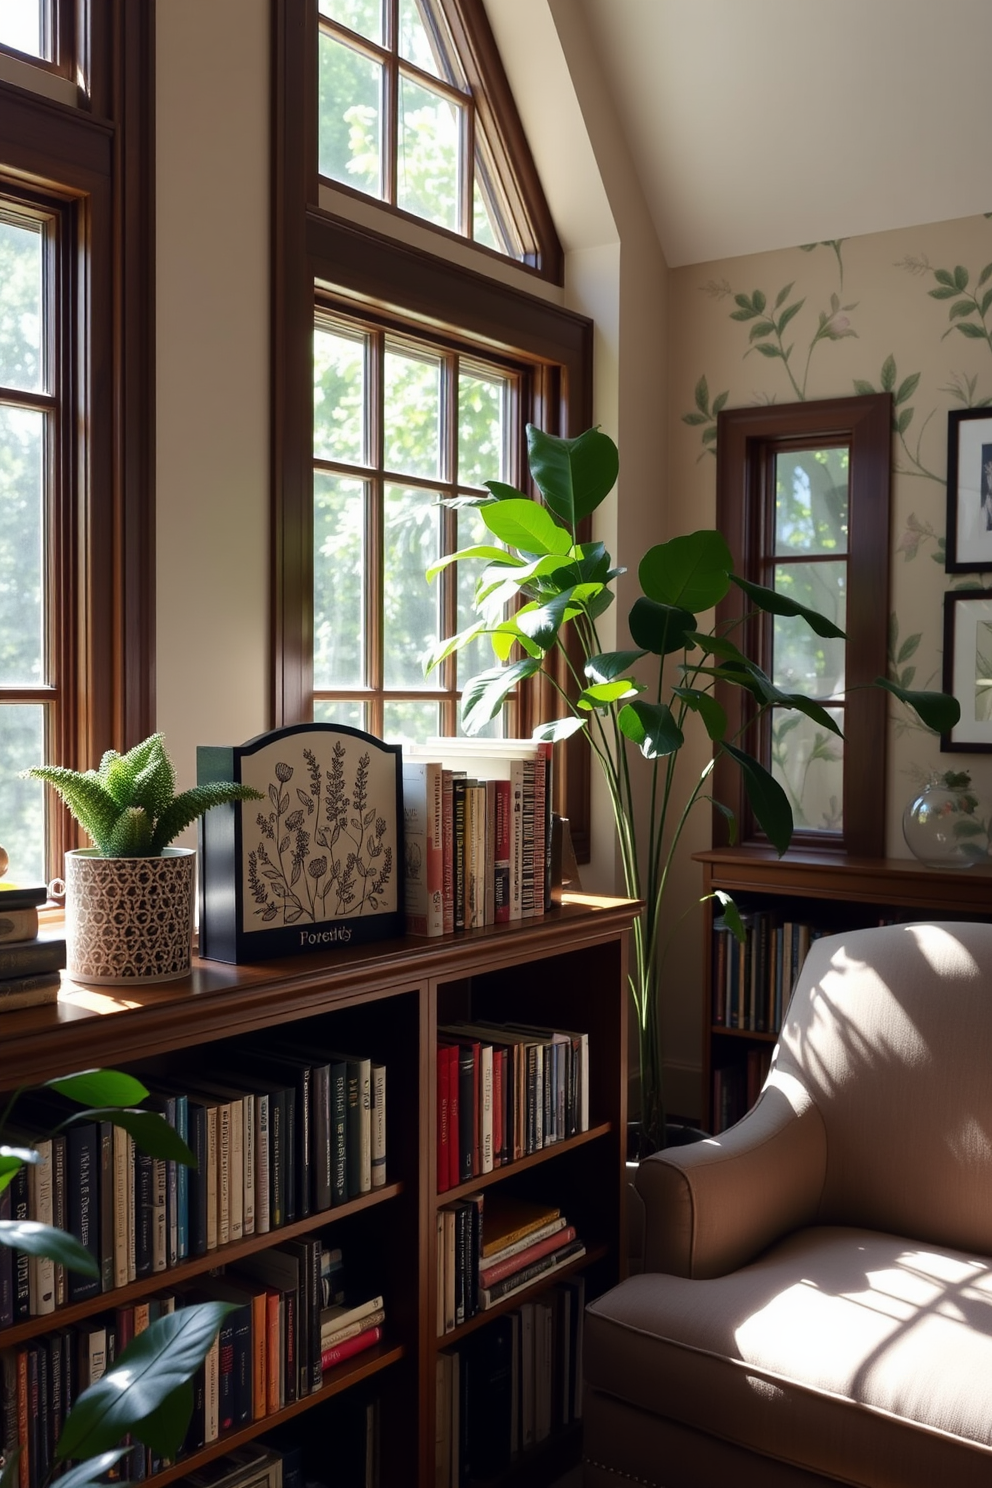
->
[584, 921, 992, 1487]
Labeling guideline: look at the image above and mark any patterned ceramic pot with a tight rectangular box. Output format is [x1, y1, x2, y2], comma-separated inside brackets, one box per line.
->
[65, 847, 195, 984]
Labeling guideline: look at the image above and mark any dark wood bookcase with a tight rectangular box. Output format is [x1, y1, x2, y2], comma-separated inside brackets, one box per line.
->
[0, 894, 635, 1488]
[696, 847, 992, 1133]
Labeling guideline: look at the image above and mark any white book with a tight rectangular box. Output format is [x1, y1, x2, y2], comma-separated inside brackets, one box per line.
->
[203, 1105, 218, 1250]
[226, 1097, 243, 1241]
[79, 1324, 107, 1390]
[254, 1091, 270, 1234]
[27, 1137, 54, 1315]
[479, 1044, 493, 1175]
[371, 1062, 386, 1189]
[359, 1058, 372, 1195]
[435, 1211, 445, 1339]
[112, 1125, 128, 1288]
[126, 1134, 136, 1282]
[442, 1207, 456, 1334]
[215, 1100, 231, 1245]
[242, 1088, 255, 1235]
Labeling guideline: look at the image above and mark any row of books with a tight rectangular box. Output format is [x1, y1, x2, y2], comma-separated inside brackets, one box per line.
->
[437, 1020, 590, 1192]
[712, 912, 826, 1034]
[0, 883, 64, 1012]
[436, 1278, 585, 1486]
[436, 1192, 585, 1336]
[0, 1043, 386, 1323]
[0, 1244, 383, 1487]
[711, 1046, 773, 1134]
[401, 739, 554, 937]
[176, 1408, 380, 1488]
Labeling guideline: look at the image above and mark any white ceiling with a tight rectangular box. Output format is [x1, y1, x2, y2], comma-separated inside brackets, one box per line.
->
[576, 0, 992, 268]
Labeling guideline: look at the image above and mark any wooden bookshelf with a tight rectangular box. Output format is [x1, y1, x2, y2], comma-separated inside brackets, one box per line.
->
[696, 847, 992, 1131]
[0, 893, 636, 1488]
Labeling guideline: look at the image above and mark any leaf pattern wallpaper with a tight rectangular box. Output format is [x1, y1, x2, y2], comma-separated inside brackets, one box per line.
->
[670, 211, 992, 852]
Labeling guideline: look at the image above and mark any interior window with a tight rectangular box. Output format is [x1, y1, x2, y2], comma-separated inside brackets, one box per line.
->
[0, 0, 47, 59]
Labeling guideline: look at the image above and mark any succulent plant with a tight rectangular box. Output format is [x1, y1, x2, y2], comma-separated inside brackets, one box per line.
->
[26, 733, 262, 857]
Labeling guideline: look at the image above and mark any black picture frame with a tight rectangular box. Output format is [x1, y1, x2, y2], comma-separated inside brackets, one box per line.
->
[945, 408, 992, 572]
[197, 722, 404, 963]
[941, 589, 992, 751]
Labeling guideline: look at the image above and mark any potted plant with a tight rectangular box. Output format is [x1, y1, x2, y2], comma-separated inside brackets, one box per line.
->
[0, 1067, 230, 1487]
[26, 734, 261, 984]
[427, 425, 961, 1155]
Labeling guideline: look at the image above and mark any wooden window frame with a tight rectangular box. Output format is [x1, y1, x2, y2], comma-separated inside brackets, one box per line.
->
[714, 393, 892, 859]
[0, 1, 154, 873]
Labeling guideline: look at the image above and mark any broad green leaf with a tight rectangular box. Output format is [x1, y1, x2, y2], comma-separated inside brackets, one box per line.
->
[707, 798, 738, 846]
[525, 425, 619, 526]
[423, 620, 487, 675]
[56, 1303, 233, 1460]
[425, 546, 518, 582]
[483, 480, 527, 502]
[617, 701, 683, 759]
[0, 1450, 18, 1488]
[730, 574, 846, 639]
[673, 686, 727, 741]
[685, 632, 747, 663]
[639, 530, 733, 610]
[48, 1453, 129, 1488]
[713, 889, 744, 942]
[585, 650, 648, 683]
[81, 1110, 196, 1167]
[532, 716, 586, 743]
[516, 588, 575, 651]
[580, 678, 644, 707]
[876, 677, 961, 734]
[0, 1220, 99, 1276]
[689, 662, 765, 699]
[0, 1146, 40, 1168]
[482, 499, 572, 557]
[628, 597, 697, 656]
[722, 743, 793, 854]
[45, 1069, 149, 1108]
[461, 658, 543, 734]
[781, 693, 843, 736]
[488, 616, 543, 662]
[583, 587, 615, 621]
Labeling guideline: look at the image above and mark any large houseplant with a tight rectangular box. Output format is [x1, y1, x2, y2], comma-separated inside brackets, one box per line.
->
[0, 1067, 229, 1487]
[427, 426, 961, 1154]
[26, 734, 260, 983]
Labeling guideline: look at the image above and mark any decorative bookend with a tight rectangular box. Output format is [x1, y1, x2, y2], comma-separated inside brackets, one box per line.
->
[197, 723, 404, 963]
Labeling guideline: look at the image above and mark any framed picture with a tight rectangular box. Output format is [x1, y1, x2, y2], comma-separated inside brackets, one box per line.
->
[197, 722, 404, 963]
[942, 589, 992, 751]
[945, 408, 992, 572]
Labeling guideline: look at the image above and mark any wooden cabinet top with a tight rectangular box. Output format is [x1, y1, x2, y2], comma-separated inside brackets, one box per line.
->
[695, 846, 992, 913]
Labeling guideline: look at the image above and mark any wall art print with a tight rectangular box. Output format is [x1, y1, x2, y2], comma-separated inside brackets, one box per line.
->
[942, 590, 992, 751]
[197, 723, 404, 963]
[945, 408, 992, 572]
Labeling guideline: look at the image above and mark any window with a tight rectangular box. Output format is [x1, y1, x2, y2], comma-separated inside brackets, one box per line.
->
[0, 0, 76, 81]
[714, 393, 891, 857]
[0, 6, 153, 883]
[312, 309, 521, 740]
[316, 0, 560, 276]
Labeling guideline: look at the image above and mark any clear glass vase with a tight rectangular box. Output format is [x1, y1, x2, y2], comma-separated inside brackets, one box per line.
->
[902, 774, 987, 868]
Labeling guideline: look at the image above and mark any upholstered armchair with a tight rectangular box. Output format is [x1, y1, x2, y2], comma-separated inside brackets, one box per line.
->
[583, 921, 992, 1487]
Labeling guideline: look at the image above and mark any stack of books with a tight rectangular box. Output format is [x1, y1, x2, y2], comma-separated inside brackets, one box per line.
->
[436, 1191, 585, 1336]
[437, 1020, 589, 1191]
[0, 884, 64, 1012]
[401, 739, 554, 936]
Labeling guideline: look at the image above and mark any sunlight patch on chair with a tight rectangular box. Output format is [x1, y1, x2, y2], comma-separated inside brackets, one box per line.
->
[904, 922, 982, 979]
[944, 1116, 992, 1168]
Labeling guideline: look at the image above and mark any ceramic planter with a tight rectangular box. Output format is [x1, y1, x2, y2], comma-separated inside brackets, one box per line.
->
[65, 847, 195, 984]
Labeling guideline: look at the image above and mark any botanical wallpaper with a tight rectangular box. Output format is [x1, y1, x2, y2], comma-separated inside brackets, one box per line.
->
[669, 211, 992, 856]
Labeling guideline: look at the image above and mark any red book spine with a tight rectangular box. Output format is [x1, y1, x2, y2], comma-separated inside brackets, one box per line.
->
[480, 1225, 577, 1290]
[446, 1046, 460, 1190]
[470, 1040, 481, 1177]
[321, 1323, 381, 1372]
[437, 1042, 451, 1193]
[491, 1049, 502, 1169]
[16, 1349, 28, 1488]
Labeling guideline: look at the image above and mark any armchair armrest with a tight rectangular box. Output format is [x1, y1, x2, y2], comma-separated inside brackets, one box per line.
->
[637, 1077, 827, 1277]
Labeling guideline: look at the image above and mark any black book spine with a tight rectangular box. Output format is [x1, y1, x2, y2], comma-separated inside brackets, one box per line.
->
[66, 1125, 100, 1303]
[34, 1340, 49, 1488]
[345, 1067, 361, 1200]
[46, 1335, 62, 1480]
[454, 1202, 468, 1326]
[11, 1163, 29, 1319]
[51, 1134, 67, 1308]
[294, 1067, 310, 1221]
[0, 1183, 13, 1326]
[283, 1086, 296, 1225]
[26, 1344, 39, 1488]
[283, 1286, 297, 1405]
[457, 1048, 474, 1184]
[183, 1362, 206, 1454]
[98, 1122, 114, 1294]
[311, 1062, 331, 1212]
[270, 1090, 285, 1228]
[187, 1103, 208, 1258]
[135, 1153, 154, 1278]
[217, 1313, 235, 1432]
[329, 1063, 347, 1206]
[453, 778, 467, 930]
[306, 1237, 322, 1394]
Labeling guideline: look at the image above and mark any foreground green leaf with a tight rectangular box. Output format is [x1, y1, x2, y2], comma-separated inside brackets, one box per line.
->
[532, 716, 587, 743]
[48, 1453, 128, 1488]
[722, 744, 793, 854]
[481, 499, 571, 557]
[526, 425, 619, 527]
[461, 659, 543, 734]
[713, 889, 745, 943]
[78, 1110, 196, 1167]
[617, 702, 684, 759]
[639, 530, 732, 611]
[46, 1069, 149, 1108]
[731, 574, 846, 638]
[876, 677, 961, 734]
[0, 1220, 99, 1276]
[629, 598, 697, 656]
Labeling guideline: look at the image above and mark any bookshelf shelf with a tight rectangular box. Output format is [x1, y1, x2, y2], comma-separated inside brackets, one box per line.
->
[697, 847, 992, 1130]
[0, 894, 636, 1488]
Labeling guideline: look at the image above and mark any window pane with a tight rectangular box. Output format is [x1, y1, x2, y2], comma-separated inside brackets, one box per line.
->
[384, 484, 440, 688]
[383, 698, 438, 743]
[397, 76, 461, 232]
[770, 706, 843, 835]
[318, 0, 382, 46]
[473, 176, 501, 252]
[458, 369, 507, 488]
[314, 325, 366, 464]
[398, 0, 462, 85]
[313, 698, 366, 730]
[383, 346, 441, 479]
[0, 217, 43, 394]
[314, 473, 365, 687]
[0, 0, 43, 58]
[318, 32, 383, 197]
[772, 561, 846, 698]
[0, 703, 45, 887]
[456, 506, 499, 690]
[0, 405, 44, 685]
[775, 448, 848, 556]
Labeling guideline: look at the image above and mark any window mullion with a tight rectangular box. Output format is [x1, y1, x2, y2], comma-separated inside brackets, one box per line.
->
[369, 329, 385, 714]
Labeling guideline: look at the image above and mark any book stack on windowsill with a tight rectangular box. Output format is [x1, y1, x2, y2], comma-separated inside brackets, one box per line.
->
[0, 884, 64, 1012]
